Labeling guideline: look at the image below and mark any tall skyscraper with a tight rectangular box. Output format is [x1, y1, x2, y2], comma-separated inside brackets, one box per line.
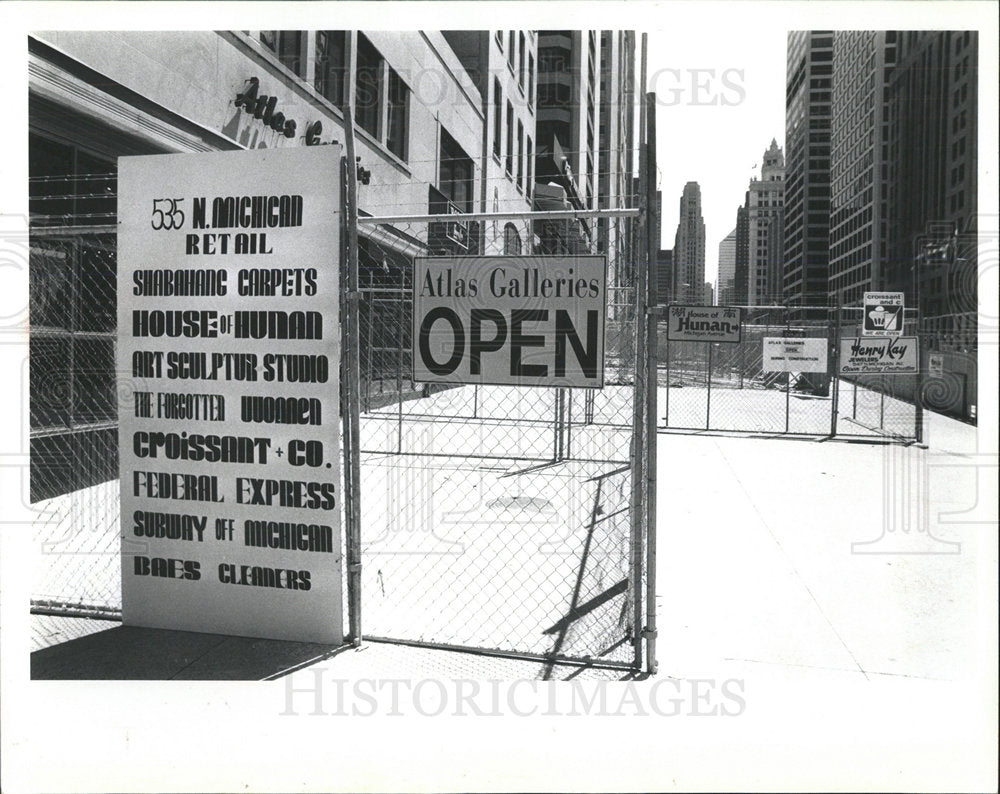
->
[597, 30, 636, 271]
[656, 249, 673, 304]
[828, 31, 898, 306]
[733, 199, 750, 305]
[746, 140, 785, 305]
[672, 181, 707, 304]
[783, 31, 833, 308]
[717, 227, 737, 305]
[885, 31, 978, 346]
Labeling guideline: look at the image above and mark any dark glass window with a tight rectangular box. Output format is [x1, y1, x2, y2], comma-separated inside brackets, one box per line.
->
[356, 34, 382, 138]
[260, 31, 306, 78]
[506, 101, 514, 176]
[517, 119, 524, 189]
[493, 79, 503, 158]
[439, 129, 473, 212]
[386, 68, 409, 160]
[504, 223, 522, 255]
[315, 31, 347, 107]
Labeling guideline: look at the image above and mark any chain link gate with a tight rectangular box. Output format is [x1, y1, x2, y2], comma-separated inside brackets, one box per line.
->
[345, 208, 651, 671]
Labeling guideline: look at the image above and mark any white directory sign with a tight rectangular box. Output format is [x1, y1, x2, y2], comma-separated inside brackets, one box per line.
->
[667, 305, 742, 343]
[839, 336, 920, 374]
[862, 291, 904, 336]
[412, 256, 607, 388]
[762, 337, 828, 373]
[117, 146, 343, 643]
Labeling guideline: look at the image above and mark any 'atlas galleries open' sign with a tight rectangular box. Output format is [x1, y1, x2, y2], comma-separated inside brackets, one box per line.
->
[412, 256, 607, 388]
[117, 146, 343, 643]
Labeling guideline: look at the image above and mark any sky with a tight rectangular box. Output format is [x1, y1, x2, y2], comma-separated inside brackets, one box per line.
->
[644, 21, 788, 289]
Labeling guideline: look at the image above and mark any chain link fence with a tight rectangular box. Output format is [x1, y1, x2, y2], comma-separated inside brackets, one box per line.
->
[29, 226, 123, 618]
[27, 159, 654, 673]
[352, 206, 647, 670]
[659, 304, 925, 442]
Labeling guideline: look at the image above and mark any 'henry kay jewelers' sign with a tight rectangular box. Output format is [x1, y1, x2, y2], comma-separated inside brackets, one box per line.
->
[117, 146, 343, 643]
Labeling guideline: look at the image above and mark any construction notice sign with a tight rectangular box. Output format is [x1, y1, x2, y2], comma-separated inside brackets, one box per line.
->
[862, 291, 904, 336]
[666, 305, 742, 343]
[839, 336, 920, 374]
[117, 147, 343, 643]
[412, 255, 607, 388]
[762, 337, 828, 372]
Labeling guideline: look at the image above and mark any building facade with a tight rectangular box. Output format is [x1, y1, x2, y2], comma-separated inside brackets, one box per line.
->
[884, 30, 978, 348]
[655, 249, 673, 304]
[745, 139, 785, 306]
[828, 31, 898, 306]
[783, 31, 833, 308]
[442, 31, 538, 254]
[733, 199, 750, 305]
[717, 227, 737, 306]
[672, 181, 706, 304]
[597, 30, 636, 272]
[29, 29, 641, 501]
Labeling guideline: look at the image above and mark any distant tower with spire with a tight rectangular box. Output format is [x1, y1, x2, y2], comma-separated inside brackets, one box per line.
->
[672, 181, 707, 304]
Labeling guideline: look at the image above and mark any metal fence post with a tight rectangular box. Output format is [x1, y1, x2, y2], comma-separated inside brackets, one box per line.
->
[705, 342, 713, 430]
[830, 294, 841, 438]
[664, 332, 671, 427]
[643, 90, 659, 675]
[628, 45, 650, 671]
[915, 326, 924, 443]
[785, 309, 791, 433]
[343, 107, 364, 648]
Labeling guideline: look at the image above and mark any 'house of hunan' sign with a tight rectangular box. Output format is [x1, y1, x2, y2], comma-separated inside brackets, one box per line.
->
[667, 305, 742, 343]
[117, 147, 343, 643]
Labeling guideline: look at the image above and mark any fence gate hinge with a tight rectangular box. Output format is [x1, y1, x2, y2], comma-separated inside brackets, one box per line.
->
[641, 626, 658, 641]
[345, 290, 361, 303]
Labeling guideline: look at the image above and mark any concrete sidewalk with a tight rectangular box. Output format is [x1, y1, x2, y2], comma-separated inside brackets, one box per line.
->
[30, 407, 990, 683]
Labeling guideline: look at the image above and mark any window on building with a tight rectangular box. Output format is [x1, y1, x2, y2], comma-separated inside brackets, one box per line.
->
[517, 119, 524, 190]
[439, 129, 474, 213]
[528, 52, 535, 106]
[495, 30, 503, 49]
[504, 223, 522, 255]
[505, 100, 514, 177]
[493, 78, 503, 159]
[315, 31, 347, 107]
[29, 133, 119, 500]
[508, 31, 516, 72]
[519, 32, 526, 89]
[386, 67, 409, 160]
[526, 135, 533, 196]
[356, 34, 383, 138]
[260, 31, 307, 78]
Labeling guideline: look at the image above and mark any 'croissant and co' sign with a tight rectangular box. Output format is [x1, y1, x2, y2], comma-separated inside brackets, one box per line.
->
[862, 291, 904, 336]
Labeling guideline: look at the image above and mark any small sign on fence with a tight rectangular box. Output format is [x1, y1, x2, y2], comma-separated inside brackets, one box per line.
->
[762, 337, 828, 372]
[117, 147, 344, 643]
[666, 305, 742, 343]
[862, 291, 905, 336]
[839, 336, 920, 374]
[928, 353, 945, 377]
[412, 255, 607, 388]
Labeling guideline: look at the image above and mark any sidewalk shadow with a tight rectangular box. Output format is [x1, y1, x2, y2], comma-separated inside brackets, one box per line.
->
[31, 625, 347, 680]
